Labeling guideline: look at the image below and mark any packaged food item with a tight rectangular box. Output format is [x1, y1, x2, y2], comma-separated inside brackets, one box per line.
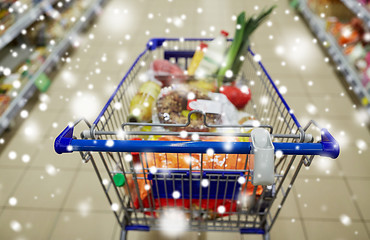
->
[0, 95, 10, 116]
[325, 17, 338, 32]
[338, 24, 360, 46]
[309, 0, 353, 21]
[219, 85, 251, 109]
[187, 42, 208, 75]
[187, 79, 217, 93]
[362, 67, 370, 87]
[156, 85, 222, 131]
[195, 30, 229, 78]
[125, 136, 263, 218]
[150, 59, 186, 86]
[128, 80, 162, 122]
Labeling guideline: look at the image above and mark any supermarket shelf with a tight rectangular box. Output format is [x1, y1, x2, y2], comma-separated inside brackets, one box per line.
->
[0, 45, 31, 71]
[298, 0, 370, 115]
[0, 0, 105, 135]
[0, 0, 57, 49]
[341, 0, 370, 29]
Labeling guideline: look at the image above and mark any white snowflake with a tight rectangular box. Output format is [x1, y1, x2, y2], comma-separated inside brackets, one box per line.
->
[10, 220, 22, 232]
[8, 197, 17, 206]
[159, 208, 187, 237]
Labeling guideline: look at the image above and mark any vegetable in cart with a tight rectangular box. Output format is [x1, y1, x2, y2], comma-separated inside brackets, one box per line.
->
[217, 6, 276, 87]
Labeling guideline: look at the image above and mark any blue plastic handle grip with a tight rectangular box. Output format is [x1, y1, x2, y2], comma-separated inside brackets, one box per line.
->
[54, 126, 339, 158]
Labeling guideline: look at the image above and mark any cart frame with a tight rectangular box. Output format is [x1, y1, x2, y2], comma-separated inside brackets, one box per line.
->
[55, 38, 339, 240]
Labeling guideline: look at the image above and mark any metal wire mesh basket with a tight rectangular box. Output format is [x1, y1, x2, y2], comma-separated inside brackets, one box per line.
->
[55, 38, 339, 240]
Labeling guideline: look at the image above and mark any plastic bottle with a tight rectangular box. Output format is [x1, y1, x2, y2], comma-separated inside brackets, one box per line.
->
[195, 30, 229, 78]
[128, 80, 162, 122]
[187, 42, 208, 75]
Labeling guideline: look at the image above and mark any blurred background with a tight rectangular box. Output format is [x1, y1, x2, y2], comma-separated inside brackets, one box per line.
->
[0, 0, 370, 239]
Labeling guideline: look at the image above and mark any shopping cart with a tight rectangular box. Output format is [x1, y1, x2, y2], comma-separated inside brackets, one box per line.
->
[54, 38, 340, 240]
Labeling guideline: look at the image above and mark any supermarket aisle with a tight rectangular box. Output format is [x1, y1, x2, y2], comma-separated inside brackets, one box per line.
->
[0, 0, 370, 240]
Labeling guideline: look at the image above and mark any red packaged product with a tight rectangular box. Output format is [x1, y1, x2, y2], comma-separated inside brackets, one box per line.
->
[150, 59, 187, 86]
[126, 136, 263, 219]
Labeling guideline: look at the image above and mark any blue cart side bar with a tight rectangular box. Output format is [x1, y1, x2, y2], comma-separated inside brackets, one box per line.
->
[240, 228, 265, 235]
[125, 225, 150, 231]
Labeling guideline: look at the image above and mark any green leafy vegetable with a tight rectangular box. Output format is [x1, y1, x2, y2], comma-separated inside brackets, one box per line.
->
[217, 6, 276, 88]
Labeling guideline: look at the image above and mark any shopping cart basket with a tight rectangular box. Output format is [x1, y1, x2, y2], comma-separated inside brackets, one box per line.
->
[54, 38, 339, 240]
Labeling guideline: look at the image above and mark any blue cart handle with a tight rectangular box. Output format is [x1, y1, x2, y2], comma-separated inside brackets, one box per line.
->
[54, 125, 339, 159]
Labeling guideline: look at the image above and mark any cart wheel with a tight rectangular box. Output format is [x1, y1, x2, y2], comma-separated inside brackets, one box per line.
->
[120, 230, 127, 240]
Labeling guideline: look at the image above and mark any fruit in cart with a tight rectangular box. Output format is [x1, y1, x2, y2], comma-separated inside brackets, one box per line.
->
[151, 59, 186, 86]
[128, 80, 162, 122]
[217, 6, 275, 88]
[219, 85, 251, 109]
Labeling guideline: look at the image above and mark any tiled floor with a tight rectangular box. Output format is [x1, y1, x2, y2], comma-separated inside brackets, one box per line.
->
[1, 0, 370, 239]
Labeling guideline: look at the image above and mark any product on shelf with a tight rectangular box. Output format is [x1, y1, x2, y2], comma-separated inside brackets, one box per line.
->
[0, 46, 48, 104]
[308, 0, 354, 21]
[0, 0, 95, 121]
[0, 1, 16, 34]
[318, 3, 370, 95]
[358, 0, 370, 10]
[0, 94, 11, 116]
[344, 43, 366, 65]
[27, 0, 92, 46]
[0, 0, 37, 36]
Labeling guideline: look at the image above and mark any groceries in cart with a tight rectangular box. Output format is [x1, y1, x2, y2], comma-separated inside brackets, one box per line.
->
[123, 135, 263, 219]
[121, 7, 276, 219]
